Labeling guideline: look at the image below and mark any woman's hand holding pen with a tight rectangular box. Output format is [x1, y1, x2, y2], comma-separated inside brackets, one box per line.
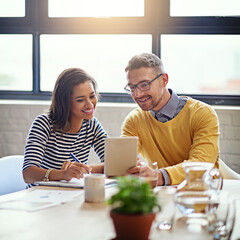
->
[61, 160, 73, 170]
[61, 161, 91, 181]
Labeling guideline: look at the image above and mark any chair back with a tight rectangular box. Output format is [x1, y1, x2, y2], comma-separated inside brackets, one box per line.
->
[0, 155, 27, 195]
[219, 158, 240, 180]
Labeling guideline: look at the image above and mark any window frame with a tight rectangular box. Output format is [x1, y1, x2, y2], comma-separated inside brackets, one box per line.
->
[0, 0, 240, 105]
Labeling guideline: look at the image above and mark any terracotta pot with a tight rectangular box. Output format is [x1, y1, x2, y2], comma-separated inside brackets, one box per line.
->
[110, 210, 156, 240]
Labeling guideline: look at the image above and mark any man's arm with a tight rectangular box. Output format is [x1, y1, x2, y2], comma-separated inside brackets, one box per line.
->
[164, 105, 220, 185]
[122, 110, 166, 186]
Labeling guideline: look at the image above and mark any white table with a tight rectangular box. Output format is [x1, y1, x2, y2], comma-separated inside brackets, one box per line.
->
[0, 180, 239, 240]
[150, 179, 240, 240]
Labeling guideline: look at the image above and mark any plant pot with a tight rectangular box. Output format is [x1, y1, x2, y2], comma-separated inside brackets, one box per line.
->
[110, 210, 156, 240]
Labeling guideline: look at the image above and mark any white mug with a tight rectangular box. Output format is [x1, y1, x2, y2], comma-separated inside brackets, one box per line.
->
[84, 174, 105, 203]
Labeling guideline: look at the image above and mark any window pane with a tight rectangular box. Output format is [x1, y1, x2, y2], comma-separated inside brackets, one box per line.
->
[170, 0, 240, 17]
[161, 35, 240, 95]
[40, 34, 151, 92]
[49, 0, 144, 17]
[0, 35, 32, 91]
[0, 0, 25, 17]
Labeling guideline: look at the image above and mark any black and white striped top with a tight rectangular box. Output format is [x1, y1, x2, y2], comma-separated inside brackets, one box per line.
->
[23, 114, 107, 171]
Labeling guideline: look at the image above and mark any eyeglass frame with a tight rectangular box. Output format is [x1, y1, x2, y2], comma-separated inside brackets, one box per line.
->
[124, 73, 164, 94]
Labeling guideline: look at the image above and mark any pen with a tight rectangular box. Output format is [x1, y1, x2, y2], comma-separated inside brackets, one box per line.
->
[69, 152, 91, 174]
[70, 152, 80, 163]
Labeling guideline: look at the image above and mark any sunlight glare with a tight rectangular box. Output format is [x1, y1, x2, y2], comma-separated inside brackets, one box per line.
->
[49, 0, 144, 17]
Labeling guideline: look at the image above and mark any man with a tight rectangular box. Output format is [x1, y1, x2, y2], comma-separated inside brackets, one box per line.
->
[121, 53, 219, 186]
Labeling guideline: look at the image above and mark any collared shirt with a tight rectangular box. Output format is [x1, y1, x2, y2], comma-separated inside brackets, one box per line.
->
[150, 89, 187, 185]
[150, 89, 187, 123]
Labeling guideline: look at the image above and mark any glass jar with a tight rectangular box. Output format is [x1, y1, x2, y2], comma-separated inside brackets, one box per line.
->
[174, 162, 223, 224]
[177, 162, 222, 192]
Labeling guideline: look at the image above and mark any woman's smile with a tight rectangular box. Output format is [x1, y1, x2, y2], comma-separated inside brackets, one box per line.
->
[82, 108, 94, 115]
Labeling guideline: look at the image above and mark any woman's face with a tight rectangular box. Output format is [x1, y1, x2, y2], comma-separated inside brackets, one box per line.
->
[70, 81, 97, 121]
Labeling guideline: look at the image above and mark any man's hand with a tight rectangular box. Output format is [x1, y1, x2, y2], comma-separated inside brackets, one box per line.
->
[127, 160, 165, 186]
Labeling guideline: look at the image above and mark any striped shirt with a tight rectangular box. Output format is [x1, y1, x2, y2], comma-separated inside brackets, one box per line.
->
[23, 114, 107, 172]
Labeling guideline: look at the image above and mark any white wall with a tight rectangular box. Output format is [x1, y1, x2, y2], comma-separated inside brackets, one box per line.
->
[0, 100, 239, 173]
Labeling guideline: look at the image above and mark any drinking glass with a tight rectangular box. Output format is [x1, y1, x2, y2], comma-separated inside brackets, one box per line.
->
[174, 190, 214, 226]
[208, 193, 236, 240]
[155, 187, 176, 230]
[139, 161, 158, 189]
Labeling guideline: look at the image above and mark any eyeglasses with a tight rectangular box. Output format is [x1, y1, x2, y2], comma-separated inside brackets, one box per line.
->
[124, 73, 164, 94]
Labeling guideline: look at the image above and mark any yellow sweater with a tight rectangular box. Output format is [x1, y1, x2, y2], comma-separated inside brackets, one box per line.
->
[121, 97, 219, 185]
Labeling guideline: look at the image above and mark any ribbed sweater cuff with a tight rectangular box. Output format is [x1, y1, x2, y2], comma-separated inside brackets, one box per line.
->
[159, 169, 169, 186]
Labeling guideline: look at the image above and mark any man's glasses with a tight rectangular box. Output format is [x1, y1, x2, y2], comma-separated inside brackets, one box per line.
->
[124, 73, 164, 94]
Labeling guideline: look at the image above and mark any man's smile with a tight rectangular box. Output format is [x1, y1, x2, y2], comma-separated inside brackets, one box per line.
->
[136, 96, 151, 103]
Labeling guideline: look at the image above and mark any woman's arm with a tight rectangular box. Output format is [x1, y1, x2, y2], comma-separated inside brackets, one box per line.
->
[88, 163, 104, 173]
[23, 162, 91, 184]
[23, 166, 64, 184]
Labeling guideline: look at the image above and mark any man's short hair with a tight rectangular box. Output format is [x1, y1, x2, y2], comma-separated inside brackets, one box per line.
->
[125, 53, 165, 73]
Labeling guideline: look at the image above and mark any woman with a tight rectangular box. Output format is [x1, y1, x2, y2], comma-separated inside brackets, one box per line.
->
[23, 68, 107, 185]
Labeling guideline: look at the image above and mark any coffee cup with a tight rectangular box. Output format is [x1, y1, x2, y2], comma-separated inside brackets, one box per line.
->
[84, 174, 105, 203]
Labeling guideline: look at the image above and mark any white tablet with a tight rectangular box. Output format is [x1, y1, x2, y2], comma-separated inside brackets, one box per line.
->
[104, 137, 138, 177]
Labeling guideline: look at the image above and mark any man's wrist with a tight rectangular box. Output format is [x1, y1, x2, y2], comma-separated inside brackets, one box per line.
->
[159, 169, 170, 186]
[157, 170, 164, 185]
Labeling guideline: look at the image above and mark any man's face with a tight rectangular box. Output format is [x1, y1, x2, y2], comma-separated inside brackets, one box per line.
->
[126, 67, 168, 111]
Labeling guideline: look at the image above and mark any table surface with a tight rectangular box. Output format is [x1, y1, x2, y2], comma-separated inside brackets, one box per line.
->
[0, 179, 240, 240]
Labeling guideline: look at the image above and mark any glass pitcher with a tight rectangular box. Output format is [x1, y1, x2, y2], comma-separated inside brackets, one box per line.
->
[174, 162, 223, 223]
[177, 161, 222, 192]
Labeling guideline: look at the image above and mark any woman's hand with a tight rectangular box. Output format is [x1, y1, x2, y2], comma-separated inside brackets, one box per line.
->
[61, 161, 91, 181]
[61, 160, 73, 170]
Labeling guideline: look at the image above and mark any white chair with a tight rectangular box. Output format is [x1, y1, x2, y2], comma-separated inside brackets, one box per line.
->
[219, 158, 240, 180]
[0, 155, 27, 195]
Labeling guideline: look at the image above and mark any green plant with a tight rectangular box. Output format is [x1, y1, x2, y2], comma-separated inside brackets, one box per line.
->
[107, 176, 161, 214]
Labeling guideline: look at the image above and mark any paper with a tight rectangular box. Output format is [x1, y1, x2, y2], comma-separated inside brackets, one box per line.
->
[20, 189, 82, 202]
[0, 200, 58, 212]
[34, 177, 117, 189]
[0, 189, 82, 212]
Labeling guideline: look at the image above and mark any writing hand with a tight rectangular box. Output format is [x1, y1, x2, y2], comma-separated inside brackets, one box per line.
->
[63, 162, 91, 181]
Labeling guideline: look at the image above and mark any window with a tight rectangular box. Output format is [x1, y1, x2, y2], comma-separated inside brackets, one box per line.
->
[0, 0, 25, 17]
[0, 0, 240, 105]
[40, 34, 151, 92]
[49, 0, 144, 17]
[161, 35, 240, 95]
[0, 35, 32, 91]
[170, 0, 240, 17]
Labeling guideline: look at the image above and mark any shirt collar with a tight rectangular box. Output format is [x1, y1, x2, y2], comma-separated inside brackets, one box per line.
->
[150, 89, 179, 118]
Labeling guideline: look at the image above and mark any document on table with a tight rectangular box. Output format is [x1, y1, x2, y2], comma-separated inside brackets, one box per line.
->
[0, 189, 82, 212]
[34, 177, 117, 189]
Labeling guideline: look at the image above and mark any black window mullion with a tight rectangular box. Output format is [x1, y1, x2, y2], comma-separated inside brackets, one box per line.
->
[31, 0, 41, 94]
[32, 33, 40, 94]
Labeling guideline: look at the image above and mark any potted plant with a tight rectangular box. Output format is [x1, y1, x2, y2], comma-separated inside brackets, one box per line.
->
[107, 176, 161, 240]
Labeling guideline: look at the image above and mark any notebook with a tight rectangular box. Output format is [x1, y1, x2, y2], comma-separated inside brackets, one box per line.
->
[104, 137, 138, 177]
[34, 177, 117, 189]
